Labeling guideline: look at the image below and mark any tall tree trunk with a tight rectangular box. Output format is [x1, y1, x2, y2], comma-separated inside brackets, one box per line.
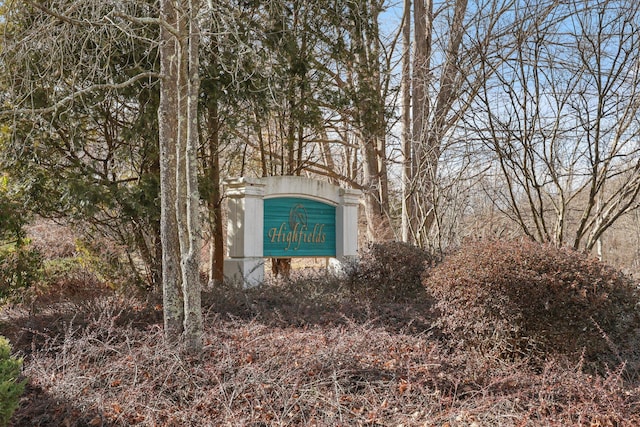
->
[178, 0, 203, 354]
[412, 0, 433, 245]
[401, 0, 413, 243]
[361, 137, 388, 241]
[159, 0, 203, 354]
[411, 0, 467, 245]
[159, 0, 183, 340]
[352, 0, 391, 241]
[206, 98, 224, 285]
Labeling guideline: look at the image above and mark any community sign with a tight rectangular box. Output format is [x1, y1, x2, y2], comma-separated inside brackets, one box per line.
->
[263, 197, 336, 257]
[224, 176, 360, 286]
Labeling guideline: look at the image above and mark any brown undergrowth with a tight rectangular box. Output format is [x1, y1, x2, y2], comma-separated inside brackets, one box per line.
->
[1, 241, 640, 426]
[424, 239, 640, 376]
[4, 289, 640, 425]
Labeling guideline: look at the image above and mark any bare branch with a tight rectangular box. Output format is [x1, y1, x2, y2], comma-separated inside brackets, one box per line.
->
[107, 11, 179, 39]
[23, 0, 88, 26]
[1, 72, 160, 117]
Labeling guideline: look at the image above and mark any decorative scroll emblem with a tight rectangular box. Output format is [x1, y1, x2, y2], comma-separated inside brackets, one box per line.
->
[289, 204, 308, 231]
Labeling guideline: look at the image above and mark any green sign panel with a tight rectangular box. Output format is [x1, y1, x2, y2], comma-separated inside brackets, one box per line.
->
[263, 197, 336, 257]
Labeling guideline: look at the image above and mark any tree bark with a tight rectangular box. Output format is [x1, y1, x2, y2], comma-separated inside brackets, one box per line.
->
[178, 0, 203, 354]
[159, 0, 183, 340]
[158, 0, 203, 354]
[401, 0, 413, 243]
[351, 0, 391, 241]
[206, 96, 224, 285]
[411, 0, 433, 245]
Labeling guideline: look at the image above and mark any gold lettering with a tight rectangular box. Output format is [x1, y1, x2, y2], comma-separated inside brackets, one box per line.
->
[268, 223, 288, 243]
[267, 219, 329, 252]
[295, 223, 306, 251]
[284, 225, 293, 251]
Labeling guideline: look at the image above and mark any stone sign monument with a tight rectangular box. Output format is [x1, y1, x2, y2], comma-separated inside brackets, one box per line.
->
[224, 176, 360, 286]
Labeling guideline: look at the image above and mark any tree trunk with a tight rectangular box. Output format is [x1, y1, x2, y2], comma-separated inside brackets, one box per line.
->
[206, 98, 224, 285]
[401, 0, 413, 243]
[351, 0, 391, 242]
[159, 0, 203, 354]
[159, 0, 184, 340]
[361, 137, 389, 241]
[177, 0, 203, 354]
[411, 0, 467, 245]
[411, 0, 433, 244]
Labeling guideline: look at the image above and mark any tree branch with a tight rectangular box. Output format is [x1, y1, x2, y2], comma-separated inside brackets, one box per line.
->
[23, 0, 87, 26]
[107, 11, 180, 40]
[1, 72, 160, 117]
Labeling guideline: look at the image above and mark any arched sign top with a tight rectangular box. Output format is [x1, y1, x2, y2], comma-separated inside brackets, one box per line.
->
[263, 176, 343, 205]
[226, 176, 359, 206]
[263, 193, 339, 206]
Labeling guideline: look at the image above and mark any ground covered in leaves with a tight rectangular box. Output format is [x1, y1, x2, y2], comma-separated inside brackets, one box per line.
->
[2, 271, 640, 427]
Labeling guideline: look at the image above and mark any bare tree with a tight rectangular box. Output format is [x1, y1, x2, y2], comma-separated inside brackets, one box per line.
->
[1, 0, 204, 353]
[403, 0, 562, 248]
[401, 0, 412, 242]
[472, 0, 640, 252]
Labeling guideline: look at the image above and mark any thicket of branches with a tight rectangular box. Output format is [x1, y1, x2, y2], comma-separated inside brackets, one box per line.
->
[2, 0, 640, 348]
[2, 237, 640, 425]
[1, 0, 639, 273]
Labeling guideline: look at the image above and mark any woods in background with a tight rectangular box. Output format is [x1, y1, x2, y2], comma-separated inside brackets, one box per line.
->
[2, 0, 640, 348]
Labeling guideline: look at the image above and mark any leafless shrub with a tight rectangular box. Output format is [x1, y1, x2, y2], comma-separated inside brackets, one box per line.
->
[6, 293, 640, 426]
[424, 238, 640, 375]
[203, 268, 434, 334]
[24, 219, 77, 261]
[4, 238, 640, 425]
[346, 241, 439, 302]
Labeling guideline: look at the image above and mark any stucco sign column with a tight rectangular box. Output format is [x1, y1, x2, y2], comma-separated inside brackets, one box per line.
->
[223, 177, 265, 286]
[336, 187, 360, 259]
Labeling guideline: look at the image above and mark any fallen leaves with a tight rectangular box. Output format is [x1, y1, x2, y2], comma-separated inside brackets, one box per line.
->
[11, 295, 640, 426]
